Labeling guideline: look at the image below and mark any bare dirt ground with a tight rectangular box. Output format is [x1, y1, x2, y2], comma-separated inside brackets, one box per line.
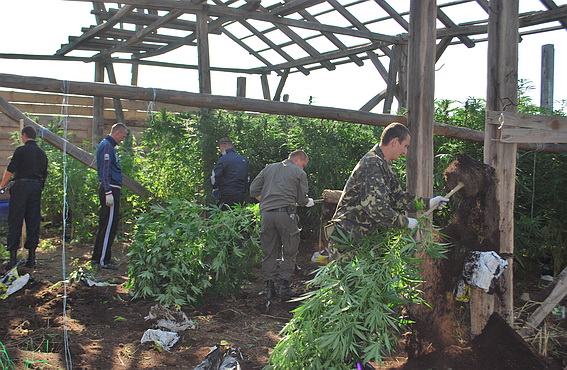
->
[1, 233, 565, 369]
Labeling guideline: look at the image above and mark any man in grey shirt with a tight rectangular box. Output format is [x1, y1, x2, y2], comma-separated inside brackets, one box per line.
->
[250, 150, 315, 298]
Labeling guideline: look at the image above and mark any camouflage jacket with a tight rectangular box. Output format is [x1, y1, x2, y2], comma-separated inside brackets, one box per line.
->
[331, 144, 427, 241]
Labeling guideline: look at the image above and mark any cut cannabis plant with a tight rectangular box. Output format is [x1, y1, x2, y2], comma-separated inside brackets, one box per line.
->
[268, 220, 448, 369]
[127, 199, 261, 306]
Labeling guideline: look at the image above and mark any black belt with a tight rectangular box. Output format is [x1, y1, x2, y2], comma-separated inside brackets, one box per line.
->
[266, 207, 288, 212]
[15, 178, 41, 183]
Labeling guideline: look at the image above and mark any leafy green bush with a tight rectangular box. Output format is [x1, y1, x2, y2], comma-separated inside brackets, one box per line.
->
[37, 120, 100, 241]
[127, 199, 261, 306]
[267, 219, 448, 369]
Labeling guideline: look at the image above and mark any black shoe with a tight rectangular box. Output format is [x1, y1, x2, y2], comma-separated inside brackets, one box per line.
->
[101, 262, 118, 270]
[278, 280, 297, 297]
[266, 280, 276, 299]
[25, 249, 36, 268]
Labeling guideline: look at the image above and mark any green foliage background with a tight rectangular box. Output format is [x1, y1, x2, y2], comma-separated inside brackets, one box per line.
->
[34, 86, 567, 277]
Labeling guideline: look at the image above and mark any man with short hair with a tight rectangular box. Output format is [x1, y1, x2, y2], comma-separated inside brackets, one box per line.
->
[330, 122, 448, 245]
[92, 123, 128, 270]
[0, 126, 48, 269]
[250, 150, 315, 298]
[211, 137, 249, 208]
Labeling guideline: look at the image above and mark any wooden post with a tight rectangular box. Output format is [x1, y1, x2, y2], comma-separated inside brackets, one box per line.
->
[541, 44, 554, 111]
[19, 119, 25, 248]
[397, 43, 408, 112]
[236, 77, 246, 97]
[261, 74, 271, 100]
[383, 44, 399, 114]
[196, 11, 212, 94]
[476, 0, 519, 335]
[406, 0, 436, 199]
[273, 69, 289, 101]
[105, 62, 126, 124]
[92, 62, 105, 147]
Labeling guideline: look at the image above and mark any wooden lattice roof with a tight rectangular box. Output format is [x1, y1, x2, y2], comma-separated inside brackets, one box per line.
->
[1, 0, 566, 111]
[54, 0, 567, 75]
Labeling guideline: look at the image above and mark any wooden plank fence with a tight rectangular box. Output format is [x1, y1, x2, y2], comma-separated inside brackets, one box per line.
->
[0, 89, 198, 173]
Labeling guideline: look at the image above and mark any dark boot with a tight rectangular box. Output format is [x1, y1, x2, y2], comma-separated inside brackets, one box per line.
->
[25, 249, 36, 268]
[5, 250, 17, 270]
[266, 280, 276, 299]
[278, 280, 297, 297]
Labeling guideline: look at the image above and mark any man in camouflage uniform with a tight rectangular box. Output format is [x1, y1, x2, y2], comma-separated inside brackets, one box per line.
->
[329, 122, 448, 247]
[250, 150, 315, 298]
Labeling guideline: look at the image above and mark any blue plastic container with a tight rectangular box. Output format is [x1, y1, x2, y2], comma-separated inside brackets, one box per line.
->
[0, 199, 9, 221]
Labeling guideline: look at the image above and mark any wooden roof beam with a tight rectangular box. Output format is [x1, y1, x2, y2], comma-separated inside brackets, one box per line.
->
[56, 4, 135, 55]
[539, 0, 567, 31]
[66, 0, 401, 43]
[220, 29, 283, 75]
[437, 7, 476, 48]
[270, 0, 326, 16]
[249, 42, 385, 73]
[239, 19, 311, 75]
[138, 0, 261, 59]
[89, 9, 185, 60]
[296, 7, 364, 66]
[0, 53, 263, 74]
[92, 8, 223, 34]
[80, 27, 196, 45]
[373, 0, 409, 31]
[252, 3, 335, 71]
[434, 6, 567, 39]
[69, 40, 163, 53]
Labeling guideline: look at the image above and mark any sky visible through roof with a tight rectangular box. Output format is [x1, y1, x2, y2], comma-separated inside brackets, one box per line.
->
[0, 0, 566, 113]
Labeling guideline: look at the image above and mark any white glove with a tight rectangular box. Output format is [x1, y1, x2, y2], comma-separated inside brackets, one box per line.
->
[306, 198, 315, 207]
[105, 193, 114, 207]
[430, 196, 449, 210]
[407, 217, 418, 229]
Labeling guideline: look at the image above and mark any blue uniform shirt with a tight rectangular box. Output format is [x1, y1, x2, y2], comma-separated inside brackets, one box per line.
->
[96, 135, 122, 194]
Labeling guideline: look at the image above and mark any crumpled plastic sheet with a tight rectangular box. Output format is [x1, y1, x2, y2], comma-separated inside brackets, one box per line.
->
[144, 304, 195, 332]
[460, 250, 508, 292]
[140, 329, 180, 351]
[194, 345, 242, 370]
[0, 272, 30, 299]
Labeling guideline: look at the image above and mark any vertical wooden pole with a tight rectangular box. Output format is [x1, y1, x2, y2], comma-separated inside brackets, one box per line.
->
[105, 62, 126, 124]
[236, 77, 246, 97]
[196, 11, 212, 94]
[383, 44, 400, 114]
[541, 44, 554, 112]
[477, 0, 519, 334]
[397, 43, 408, 112]
[92, 62, 105, 148]
[406, 0, 436, 198]
[19, 119, 26, 249]
[273, 69, 289, 102]
[261, 74, 271, 100]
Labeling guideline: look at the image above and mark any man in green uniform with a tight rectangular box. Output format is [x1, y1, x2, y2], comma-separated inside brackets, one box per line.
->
[330, 122, 447, 247]
[250, 150, 315, 298]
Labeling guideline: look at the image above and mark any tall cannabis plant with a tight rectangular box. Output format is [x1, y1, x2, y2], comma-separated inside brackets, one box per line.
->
[268, 220, 448, 369]
[127, 199, 261, 306]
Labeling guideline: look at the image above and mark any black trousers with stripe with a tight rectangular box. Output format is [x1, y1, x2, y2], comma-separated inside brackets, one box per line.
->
[92, 186, 120, 265]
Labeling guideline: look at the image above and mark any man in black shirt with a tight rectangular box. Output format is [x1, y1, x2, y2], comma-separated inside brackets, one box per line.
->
[0, 126, 48, 269]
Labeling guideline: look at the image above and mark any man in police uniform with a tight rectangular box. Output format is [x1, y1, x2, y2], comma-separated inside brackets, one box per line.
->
[330, 122, 448, 247]
[92, 123, 128, 270]
[0, 126, 48, 269]
[250, 150, 315, 298]
[211, 137, 249, 208]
